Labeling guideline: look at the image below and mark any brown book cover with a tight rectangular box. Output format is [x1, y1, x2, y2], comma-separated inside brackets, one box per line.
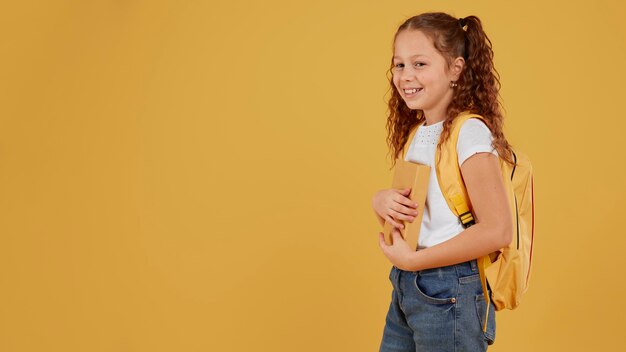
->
[383, 160, 430, 250]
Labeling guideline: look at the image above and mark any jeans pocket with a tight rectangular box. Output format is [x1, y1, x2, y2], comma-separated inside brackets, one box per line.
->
[474, 292, 496, 345]
[413, 272, 457, 305]
[458, 273, 480, 284]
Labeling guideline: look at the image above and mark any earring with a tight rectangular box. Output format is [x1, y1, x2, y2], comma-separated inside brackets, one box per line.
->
[450, 81, 458, 88]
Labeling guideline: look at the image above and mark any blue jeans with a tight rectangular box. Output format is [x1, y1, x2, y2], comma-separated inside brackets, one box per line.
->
[379, 259, 496, 352]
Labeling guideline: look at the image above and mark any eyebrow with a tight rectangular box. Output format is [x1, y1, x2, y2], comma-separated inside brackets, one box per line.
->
[393, 54, 428, 60]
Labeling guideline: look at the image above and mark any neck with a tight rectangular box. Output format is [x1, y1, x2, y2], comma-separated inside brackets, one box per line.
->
[422, 109, 447, 126]
[422, 108, 471, 126]
[423, 116, 445, 126]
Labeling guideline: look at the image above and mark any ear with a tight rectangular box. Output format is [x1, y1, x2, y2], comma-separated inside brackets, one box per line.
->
[449, 56, 465, 81]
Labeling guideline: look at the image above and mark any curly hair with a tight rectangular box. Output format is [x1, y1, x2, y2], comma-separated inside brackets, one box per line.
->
[384, 12, 515, 169]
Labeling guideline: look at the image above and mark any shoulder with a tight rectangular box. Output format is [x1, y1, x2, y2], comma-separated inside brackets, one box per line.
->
[459, 118, 491, 136]
[456, 118, 494, 147]
[456, 118, 498, 167]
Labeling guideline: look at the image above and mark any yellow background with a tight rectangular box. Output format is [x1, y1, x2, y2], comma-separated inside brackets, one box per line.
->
[0, 0, 624, 351]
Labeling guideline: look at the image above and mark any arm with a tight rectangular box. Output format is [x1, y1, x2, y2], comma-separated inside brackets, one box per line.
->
[403, 152, 513, 271]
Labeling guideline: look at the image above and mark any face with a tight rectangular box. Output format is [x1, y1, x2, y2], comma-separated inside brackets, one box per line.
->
[392, 29, 464, 119]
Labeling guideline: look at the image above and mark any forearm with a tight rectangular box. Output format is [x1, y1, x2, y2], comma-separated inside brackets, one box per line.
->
[405, 223, 507, 272]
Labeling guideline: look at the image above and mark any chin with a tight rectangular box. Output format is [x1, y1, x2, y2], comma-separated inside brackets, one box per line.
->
[405, 102, 422, 110]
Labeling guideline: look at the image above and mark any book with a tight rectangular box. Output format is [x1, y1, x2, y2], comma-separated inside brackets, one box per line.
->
[382, 160, 430, 250]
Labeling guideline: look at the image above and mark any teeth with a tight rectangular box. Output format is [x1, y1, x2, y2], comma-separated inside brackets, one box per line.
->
[404, 88, 421, 94]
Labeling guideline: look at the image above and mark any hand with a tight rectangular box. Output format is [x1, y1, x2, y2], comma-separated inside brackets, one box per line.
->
[378, 228, 416, 271]
[372, 187, 419, 229]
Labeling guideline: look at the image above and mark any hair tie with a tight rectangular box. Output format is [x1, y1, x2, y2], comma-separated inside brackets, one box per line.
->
[459, 17, 467, 29]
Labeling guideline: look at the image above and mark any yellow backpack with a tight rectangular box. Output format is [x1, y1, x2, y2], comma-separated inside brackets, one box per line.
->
[430, 110, 535, 332]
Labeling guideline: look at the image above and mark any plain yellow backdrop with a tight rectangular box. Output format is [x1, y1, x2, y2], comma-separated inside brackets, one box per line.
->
[0, 0, 624, 351]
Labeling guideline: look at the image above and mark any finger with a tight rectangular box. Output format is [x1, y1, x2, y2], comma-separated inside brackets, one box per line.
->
[395, 193, 419, 210]
[389, 199, 417, 217]
[393, 187, 410, 195]
[390, 208, 416, 223]
[392, 229, 404, 241]
[384, 215, 404, 229]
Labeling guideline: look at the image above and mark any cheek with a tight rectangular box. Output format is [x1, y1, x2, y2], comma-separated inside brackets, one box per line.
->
[416, 72, 432, 85]
[421, 76, 446, 94]
[392, 77, 402, 92]
[392, 75, 399, 87]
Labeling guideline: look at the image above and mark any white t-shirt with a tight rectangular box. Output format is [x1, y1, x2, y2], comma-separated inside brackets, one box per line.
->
[404, 118, 499, 249]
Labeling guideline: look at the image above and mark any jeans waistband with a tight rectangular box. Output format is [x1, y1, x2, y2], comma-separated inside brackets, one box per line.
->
[393, 258, 479, 278]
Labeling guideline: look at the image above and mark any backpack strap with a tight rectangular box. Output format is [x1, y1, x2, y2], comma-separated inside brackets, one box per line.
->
[434, 110, 494, 333]
[434, 110, 481, 229]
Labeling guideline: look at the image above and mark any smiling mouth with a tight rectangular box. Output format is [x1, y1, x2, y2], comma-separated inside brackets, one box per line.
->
[403, 88, 422, 96]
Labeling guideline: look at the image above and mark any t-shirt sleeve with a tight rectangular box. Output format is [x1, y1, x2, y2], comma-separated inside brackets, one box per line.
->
[456, 118, 499, 168]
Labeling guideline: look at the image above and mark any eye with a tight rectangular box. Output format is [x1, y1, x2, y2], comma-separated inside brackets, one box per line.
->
[414, 62, 425, 67]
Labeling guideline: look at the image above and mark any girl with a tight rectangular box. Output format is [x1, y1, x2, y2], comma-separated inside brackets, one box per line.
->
[372, 12, 515, 351]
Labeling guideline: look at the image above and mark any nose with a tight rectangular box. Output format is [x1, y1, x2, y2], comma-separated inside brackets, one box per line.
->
[399, 66, 416, 82]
